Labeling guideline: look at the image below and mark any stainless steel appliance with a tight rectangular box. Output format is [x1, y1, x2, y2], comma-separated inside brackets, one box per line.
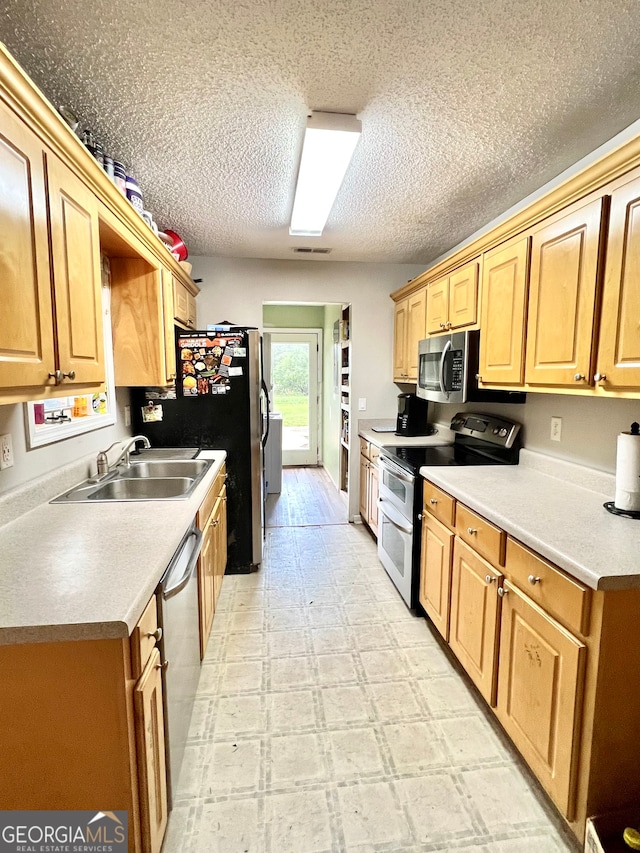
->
[133, 326, 269, 573]
[377, 412, 521, 608]
[156, 523, 203, 805]
[417, 329, 526, 404]
[396, 393, 430, 437]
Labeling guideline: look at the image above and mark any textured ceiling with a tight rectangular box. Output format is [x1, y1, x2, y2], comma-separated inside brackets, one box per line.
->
[3, 0, 640, 264]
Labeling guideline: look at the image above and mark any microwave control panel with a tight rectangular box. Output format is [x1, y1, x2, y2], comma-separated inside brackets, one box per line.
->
[450, 350, 463, 390]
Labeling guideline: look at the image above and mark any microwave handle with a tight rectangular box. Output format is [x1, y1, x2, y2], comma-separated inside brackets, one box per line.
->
[439, 339, 452, 395]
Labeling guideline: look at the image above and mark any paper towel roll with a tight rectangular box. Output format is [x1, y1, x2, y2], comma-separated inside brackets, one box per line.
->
[614, 430, 640, 512]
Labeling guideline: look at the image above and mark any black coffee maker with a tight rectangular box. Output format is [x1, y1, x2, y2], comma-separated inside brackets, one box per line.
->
[396, 393, 430, 437]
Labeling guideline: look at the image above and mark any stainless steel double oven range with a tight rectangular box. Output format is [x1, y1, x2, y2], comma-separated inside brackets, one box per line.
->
[377, 413, 522, 609]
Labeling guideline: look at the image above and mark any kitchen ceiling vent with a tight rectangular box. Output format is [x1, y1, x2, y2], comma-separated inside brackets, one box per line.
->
[292, 247, 332, 254]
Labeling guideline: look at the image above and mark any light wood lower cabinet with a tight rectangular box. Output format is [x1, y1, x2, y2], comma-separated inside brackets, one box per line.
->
[449, 537, 502, 705]
[134, 646, 168, 853]
[419, 514, 454, 641]
[358, 439, 379, 537]
[495, 581, 586, 819]
[197, 464, 228, 658]
[0, 595, 170, 853]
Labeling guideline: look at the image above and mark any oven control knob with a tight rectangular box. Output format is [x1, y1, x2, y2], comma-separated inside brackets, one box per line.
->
[493, 428, 499, 435]
[498, 428, 508, 437]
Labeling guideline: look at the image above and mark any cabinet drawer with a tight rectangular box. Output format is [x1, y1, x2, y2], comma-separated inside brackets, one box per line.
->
[456, 504, 505, 566]
[506, 538, 591, 636]
[131, 596, 159, 679]
[198, 463, 227, 529]
[359, 437, 370, 459]
[423, 480, 455, 529]
[369, 444, 380, 464]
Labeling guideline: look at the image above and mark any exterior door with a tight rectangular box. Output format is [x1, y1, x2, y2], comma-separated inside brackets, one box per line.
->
[419, 515, 454, 641]
[271, 331, 320, 466]
[496, 581, 586, 818]
[449, 538, 502, 705]
[597, 170, 640, 388]
[479, 235, 530, 385]
[525, 196, 605, 387]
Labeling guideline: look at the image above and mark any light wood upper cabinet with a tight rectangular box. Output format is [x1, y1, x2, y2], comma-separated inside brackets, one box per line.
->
[419, 514, 454, 641]
[162, 268, 177, 385]
[449, 537, 502, 705]
[479, 235, 531, 386]
[525, 196, 606, 387]
[46, 152, 104, 385]
[393, 298, 408, 381]
[426, 277, 449, 333]
[495, 581, 586, 819]
[0, 99, 55, 391]
[393, 287, 426, 382]
[173, 277, 197, 328]
[0, 102, 104, 398]
[596, 170, 640, 389]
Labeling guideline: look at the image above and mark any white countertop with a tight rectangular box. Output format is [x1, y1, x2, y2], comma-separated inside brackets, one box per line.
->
[0, 450, 226, 645]
[358, 418, 455, 448]
[419, 451, 640, 591]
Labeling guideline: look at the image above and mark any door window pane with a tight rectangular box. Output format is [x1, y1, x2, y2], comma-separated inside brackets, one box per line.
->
[272, 342, 310, 451]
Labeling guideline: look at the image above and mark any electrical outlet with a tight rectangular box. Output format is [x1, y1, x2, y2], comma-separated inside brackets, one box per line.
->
[0, 433, 14, 469]
[358, 398, 367, 412]
[124, 405, 131, 428]
[550, 416, 562, 442]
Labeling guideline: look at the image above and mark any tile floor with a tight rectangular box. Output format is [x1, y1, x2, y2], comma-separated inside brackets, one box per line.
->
[164, 474, 580, 853]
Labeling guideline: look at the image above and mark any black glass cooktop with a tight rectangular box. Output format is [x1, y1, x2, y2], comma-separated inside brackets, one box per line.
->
[383, 436, 520, 475]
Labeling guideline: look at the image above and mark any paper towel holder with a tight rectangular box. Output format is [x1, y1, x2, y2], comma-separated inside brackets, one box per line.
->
[604, 501, 640, 519]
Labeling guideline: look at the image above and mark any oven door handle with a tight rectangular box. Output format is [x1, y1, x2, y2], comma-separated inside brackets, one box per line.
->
[378, 456, 414, 483]
[438, 339, 452, 395]
[378, 499, 413, 534]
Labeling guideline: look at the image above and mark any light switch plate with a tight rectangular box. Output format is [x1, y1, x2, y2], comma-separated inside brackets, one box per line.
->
[550, 416, 562, 442]
[358, 398, 366, 411]
[124, 405, 131, 427]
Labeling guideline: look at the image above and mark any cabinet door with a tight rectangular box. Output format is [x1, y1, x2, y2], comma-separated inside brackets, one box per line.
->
[161, 268, 177, 385]
[426, 277, 449, 334]
[597, 172, 640, 388]
[449, 538, 501, 704]
[525, 197, 605, 387]
[134, 647, 168, 853]
[479, 236, 530, 385]
[368, 463, 379, 537]
[213, 492, 227, 605]
[393, 299, 408, 380]
[496, 582, 586, 818]
[173, 277, 190, 325]
[359, 454, 369, 523]
[46, 152, 104, 385]
[406, 287, 427, 380]
[419, 515, 454, 641]
[198, 518, 216, 660]
[449, 261, 478, 329]
[0, 100, 56, 390]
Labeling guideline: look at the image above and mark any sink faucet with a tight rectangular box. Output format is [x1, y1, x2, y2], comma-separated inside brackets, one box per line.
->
[96, 435, 151, 477]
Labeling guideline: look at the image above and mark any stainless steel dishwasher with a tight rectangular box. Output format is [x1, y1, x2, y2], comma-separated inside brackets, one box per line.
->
[156, 523, 203, 806]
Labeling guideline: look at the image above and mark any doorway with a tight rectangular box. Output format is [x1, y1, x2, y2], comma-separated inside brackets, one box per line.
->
[270, 331, 320, 466]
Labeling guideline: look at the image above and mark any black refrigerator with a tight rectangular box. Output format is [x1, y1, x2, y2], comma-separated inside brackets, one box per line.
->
[132, 326, 269, 573]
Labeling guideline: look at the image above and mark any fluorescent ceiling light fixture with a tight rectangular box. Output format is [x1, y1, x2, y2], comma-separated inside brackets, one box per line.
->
[290, 111, 361, 237]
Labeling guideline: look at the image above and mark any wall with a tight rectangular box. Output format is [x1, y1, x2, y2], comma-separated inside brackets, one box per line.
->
[191, 256, 425, 517]
[432, 393, 640, 475]
[263, 304, 325, 328]
[0, 389, 132, 496]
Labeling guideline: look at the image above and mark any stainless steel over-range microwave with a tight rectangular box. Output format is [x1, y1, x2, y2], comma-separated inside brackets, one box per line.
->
[416, 330, 526, 404]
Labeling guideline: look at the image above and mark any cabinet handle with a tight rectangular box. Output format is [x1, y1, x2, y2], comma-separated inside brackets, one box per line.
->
[475, 374, 483, 382]
[49, 369, 64, 384]
[147, 628, 163, 641]
[573, 373, 585, 382]
[466, 527, 478, 535]
[417, 512, 423, 521]
[439, 322, 446, 329]
[497, 586, 508, 597]
[429, 498, 438, 505]
[527, 575, 541, 585]
[157, 660, 169, 670]
[446, 322, 453, 330]
[485, 574, 497, 584]
[212, 519, 220, 527]
[594, 372, 607, 382]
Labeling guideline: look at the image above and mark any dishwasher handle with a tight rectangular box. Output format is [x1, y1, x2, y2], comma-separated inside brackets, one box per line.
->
[161, 526, 203, 599]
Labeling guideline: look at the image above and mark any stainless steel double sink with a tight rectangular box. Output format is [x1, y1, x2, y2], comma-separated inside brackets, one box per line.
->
[52, 459, 213, 503]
